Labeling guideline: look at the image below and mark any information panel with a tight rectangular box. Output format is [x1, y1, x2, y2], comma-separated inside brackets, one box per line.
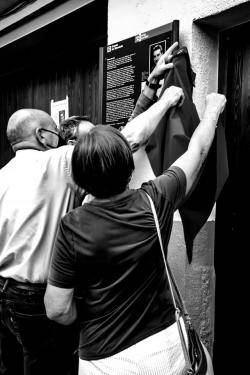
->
[100, 21, 179, 127]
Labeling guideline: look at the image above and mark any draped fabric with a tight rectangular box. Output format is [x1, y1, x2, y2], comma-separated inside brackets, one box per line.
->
[146, 47, 228, 262]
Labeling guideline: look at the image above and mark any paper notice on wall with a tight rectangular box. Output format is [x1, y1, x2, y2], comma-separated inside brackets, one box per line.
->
[50, 96, 69, 127]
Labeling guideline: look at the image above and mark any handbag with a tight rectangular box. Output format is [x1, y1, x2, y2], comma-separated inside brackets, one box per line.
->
[145, 193, 213, 375]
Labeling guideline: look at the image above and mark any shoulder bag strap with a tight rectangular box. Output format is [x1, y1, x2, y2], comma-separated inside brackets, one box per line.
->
[145, 192, 192, 369]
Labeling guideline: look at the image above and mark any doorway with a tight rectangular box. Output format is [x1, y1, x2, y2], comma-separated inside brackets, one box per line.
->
[214, 21, 250, 372]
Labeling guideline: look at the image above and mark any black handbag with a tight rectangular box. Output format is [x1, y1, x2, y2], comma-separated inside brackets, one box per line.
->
[146, 193, 213, 375]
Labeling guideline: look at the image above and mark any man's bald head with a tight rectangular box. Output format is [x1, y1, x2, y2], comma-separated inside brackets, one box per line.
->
[7, 109, 58, 151]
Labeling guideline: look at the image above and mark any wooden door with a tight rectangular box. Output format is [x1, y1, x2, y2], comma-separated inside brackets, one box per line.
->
[0, 0, 108, 168]
[215, 22, 250, 372]
[0, 48, 100, 168]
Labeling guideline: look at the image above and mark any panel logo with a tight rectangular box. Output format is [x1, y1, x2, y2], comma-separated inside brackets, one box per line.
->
[135, 32, 149, 43]
[107, 44, 123, 53]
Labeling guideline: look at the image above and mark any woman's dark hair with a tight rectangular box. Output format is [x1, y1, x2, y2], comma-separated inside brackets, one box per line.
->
[72, 125, 135, 198]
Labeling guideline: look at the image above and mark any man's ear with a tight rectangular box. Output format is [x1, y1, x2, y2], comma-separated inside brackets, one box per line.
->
[35, 127, 47, 148]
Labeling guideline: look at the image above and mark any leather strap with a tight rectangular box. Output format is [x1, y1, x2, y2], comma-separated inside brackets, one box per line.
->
[145, 192, 192, 369]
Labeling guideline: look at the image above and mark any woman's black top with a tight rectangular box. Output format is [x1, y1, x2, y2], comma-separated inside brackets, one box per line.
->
[49, 166, 186, 360]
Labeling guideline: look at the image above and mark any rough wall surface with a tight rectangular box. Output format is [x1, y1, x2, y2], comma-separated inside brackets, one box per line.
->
[107, 0, 247, 355]
[168, 222, 215, 354]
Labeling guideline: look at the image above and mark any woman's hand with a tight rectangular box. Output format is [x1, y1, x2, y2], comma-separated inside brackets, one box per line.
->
[160, 85, 185, 109]
[204, 93, 227, 118]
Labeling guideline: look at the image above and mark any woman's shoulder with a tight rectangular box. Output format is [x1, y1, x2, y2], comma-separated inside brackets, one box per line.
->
[61, 205, 88, 228]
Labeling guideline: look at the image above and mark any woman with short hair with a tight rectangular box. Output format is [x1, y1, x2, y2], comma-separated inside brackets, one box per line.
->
[45, 86, 225, 375]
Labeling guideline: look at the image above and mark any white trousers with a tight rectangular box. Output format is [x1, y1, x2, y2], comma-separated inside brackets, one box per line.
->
[79, 321, 187, 375]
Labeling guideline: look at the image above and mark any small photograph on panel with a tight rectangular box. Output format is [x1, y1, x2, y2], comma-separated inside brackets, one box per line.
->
[148, 41, 167, 97]
[149, 40, 166, 73]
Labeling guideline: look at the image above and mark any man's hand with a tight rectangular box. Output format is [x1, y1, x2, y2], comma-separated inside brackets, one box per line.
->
[148, 41, 178, 82]
[160, 85, 185, 109]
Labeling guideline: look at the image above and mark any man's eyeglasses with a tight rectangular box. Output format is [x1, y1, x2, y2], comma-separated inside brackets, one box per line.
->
[40, 128, 59, 138]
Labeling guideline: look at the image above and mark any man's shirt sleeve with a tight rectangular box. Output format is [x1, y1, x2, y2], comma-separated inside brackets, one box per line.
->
[61, 145, 74, 181]
[128, 93, 156, 121]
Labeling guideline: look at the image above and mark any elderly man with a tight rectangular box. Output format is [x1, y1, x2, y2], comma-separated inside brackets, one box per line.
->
[0, 109, 79, 375]
[0, 42, 178, 375]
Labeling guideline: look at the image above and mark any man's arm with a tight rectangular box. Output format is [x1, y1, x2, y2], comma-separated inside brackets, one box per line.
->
[123, 42, 178, 151]
[172, 93, 226, 197]
[122, 84, 184, 152]
[44, 284, 77, 325]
